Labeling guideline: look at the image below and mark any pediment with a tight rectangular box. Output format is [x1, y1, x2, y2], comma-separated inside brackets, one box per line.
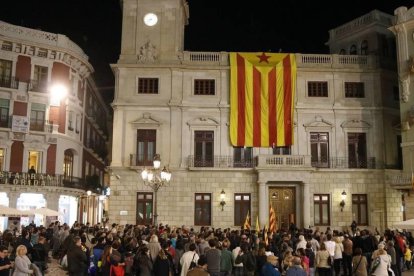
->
[130, 112, 161, 127]
[303, 116, 334, 129]
[187, 116, 219, 127]
[341, 119, 371, 129]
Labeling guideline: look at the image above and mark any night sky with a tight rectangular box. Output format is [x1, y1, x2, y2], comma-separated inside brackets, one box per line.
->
[1, 0, 413, 104]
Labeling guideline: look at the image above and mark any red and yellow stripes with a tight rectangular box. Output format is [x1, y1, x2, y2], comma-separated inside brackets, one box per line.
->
[230, 52, 296, 147]
[269, 204, 277, 233]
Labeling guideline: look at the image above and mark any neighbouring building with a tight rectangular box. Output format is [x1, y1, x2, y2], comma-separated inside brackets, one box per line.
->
[109, 0, 412, 231]
[0, 21, 111, 230]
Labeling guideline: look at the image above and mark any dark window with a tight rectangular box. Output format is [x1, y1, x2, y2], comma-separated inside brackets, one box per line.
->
[352, 194, 368, 225]
[308, 82, 328, 97]
[314, 194, 330, 226]
[136, 192, 153, 225]
[348, 133, 367, 168]
[63, 149, 74, 181]
[234, 193, 250, 226]
[194, 79, 215, 95]
[194, 131, 214, 167]
[273, 146, 291, 155]
[393, 86, 400, 101]
[68, 111, 74, 131]
[0, 59, 12, 88]
[0, 99, 9, 128]
[30, 103, 46, 131]
[310, 132, 329, 168]
[360, 40, 368, 55]
[350, 45, 357, 55]
[233, 147, 253, 167]
[345, 82, 365, 98]
[136, 129, 156, 166]
[138, 78, 159, 94]
[339, 49, 346, 55]
[195, 193, 211, 226]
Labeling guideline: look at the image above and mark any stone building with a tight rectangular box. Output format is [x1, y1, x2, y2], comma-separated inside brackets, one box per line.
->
[109, 0, 412, 231]
[0, 21, 111, 229]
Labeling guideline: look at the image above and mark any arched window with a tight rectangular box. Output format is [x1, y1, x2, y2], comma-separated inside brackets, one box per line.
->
[360, 40, 368, 55]
[63, 149, 74, 181]
[350, 45, 357, 55]
[339, 49, 346, 55]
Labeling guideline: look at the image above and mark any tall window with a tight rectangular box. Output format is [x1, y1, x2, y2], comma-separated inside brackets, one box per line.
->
[345, 82, 365, 98]
[348, 133, 367, 168]
[194, 131, 214, 167]
[195, 193, 211, 226]
[194, 79, 215, 95]
[68, 111, 74, 131]
[28, 151, 41, 173]
[0, 99, 9, 128]
[0, 149, 4, 171]
[0, 59, 12, 88]
[30, 103, 46, 131]
[273, 146, 291, 155]
[136, 192, 153, 225]
[314, 194, 330, 226]
[310, 132, 329, 168]
[63, 149, 74, 180]
[360, 40, 368, 55]
[33, 65, 48, 91]
[308, 81, 328, 97]
[350, 45, 357, 55]
[233, 147, 253, 167]
[234, 193, 250, 226]
[138, 78, 159, 94]
[136, 129, 156, 166]
[352, 194, 368, 225]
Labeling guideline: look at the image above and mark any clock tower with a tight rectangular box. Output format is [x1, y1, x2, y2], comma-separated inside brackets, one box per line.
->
[119, 0, 189, 63]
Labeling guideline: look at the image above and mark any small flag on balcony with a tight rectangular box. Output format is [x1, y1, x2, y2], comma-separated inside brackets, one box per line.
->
[243, 210, 251, 230]
[269, 204, 277, 233]
[264, 224, 269, 246]
[255, 215, 260, 233]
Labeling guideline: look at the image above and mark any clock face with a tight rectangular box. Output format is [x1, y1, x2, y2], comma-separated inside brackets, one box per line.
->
[143, 13, 158, 26]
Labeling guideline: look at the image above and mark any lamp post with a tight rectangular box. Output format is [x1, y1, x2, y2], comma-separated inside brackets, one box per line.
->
[140, 154, 171, 226]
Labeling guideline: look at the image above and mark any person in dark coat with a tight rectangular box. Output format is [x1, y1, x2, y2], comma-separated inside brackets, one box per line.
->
[67, 236, 88, 276]
[153, 242, 173, 276]
[136, 245, 153, 276]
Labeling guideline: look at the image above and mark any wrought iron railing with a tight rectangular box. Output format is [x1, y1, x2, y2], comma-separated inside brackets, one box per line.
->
[311, 157, 380, 169]
[187, 155, 256, 168]
[28, 79, 48, 92]
[0, 76, 19, 89]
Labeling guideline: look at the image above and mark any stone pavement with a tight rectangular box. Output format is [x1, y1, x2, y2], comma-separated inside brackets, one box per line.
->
[45, 258, 67, 276]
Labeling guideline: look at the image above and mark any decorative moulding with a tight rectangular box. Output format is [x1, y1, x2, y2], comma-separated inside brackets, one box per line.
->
[130, 112, 161, 127]
[187, 116, 220, 127]
[303, 115, 334, 130]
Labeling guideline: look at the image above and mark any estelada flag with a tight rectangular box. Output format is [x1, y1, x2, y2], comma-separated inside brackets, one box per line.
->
[255, 215, 260, 233]
[243, 210, 251, 230]
[230, 52, 296, 147]
[269, 204, 277, 233]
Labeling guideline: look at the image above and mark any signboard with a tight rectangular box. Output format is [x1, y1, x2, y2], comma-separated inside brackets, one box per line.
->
[12, 115, 29, 133]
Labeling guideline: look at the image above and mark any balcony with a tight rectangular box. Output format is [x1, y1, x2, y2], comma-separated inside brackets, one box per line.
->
[311, 157, 380, 169]
[28, 79, 48, 92]
[257, 155, 312, 168]
[187, 155, 256, 168]
[30, 120, 53, 133]
[0, 76, 19, 89]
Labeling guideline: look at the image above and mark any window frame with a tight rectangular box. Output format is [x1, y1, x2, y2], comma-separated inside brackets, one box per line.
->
[194, 130, 214, 167]
[137, 78, 159, 94]
[0, 99, 9, 128]
[136, 129, 156, 166]
[307, 81, 328, 97]
[233, 147, 253, 167]
[345, 82, 365, 98]
[136, 192, 153, 225]
[194, 193, 211, 226]
[347, 132, 367, 168]
[234, 193, 251, 226]
[314, 194, 330, 226]
[352, 194, 368, 225]
[194, 79, 216, 95]
[63, 149, 74, 181]
[310, 132, 329, 168]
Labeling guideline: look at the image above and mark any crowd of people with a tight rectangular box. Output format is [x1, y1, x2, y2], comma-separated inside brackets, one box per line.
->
[0, 220, 413, 276]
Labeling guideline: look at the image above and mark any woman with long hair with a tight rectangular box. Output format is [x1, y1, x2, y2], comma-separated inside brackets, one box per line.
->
[351, 248, 367, 276]
[153, 242, 173, 276]
[100, 245, 113, 276]
[315, 242, 331, 276]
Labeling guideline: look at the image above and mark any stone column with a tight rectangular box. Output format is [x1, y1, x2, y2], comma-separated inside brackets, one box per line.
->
[8, 192, 20, 208]
[303, 182, 310, 228]
[258, 181, 267, 226]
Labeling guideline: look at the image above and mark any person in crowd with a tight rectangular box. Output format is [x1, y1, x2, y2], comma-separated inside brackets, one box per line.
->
[235, 242, 256, 276]
[260, 255, 280, 276]
[153, 242, 173, 276]
[404, 245, 412, 271]
[315, 242, 331, 276]
[0, 245, 13, 276]
[232, 237, 244, 276]
[305, 242, 315, 276]
[256, 245, 268, 274]
[148, 234, 161, 263]
[136, 245, 153, 276]
[180, 243, 199, 276]
[219, 239, 232, 276]
[297, 248, 309, 276]
[386, 240, 398, 276]
[187, 255, 210, 276]
[296, 235, 307, 253]
[109, 240, 125, 276]
[13, 245, 34, 276]
[333, 236, 343, 276]
[31, 236, 48, 275]
[342, 234, 353, 276]
[352, 248, 367, 276]
[370, 248, 392, 276]
[286, 256, 306, 276]
[205, 239, 221, 276]
[67, 236, 88, 276]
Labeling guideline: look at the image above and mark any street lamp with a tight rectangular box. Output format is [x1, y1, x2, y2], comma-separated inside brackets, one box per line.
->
[140, 154, 171, 226]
